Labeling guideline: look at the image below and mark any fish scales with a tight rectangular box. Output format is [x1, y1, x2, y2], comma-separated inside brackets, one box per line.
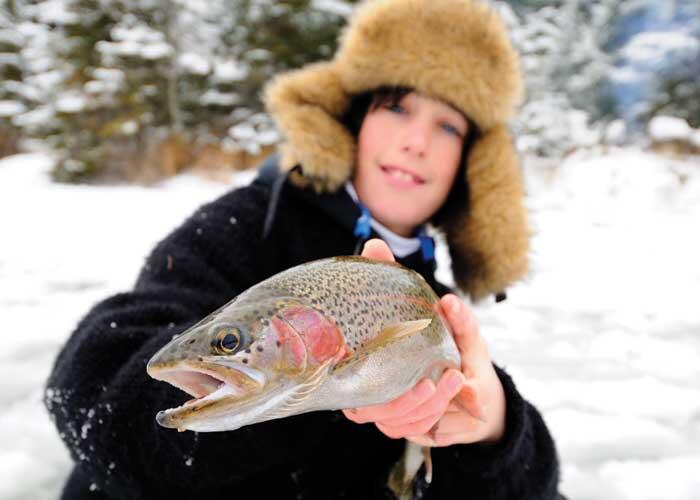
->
[241, 258, 442, 349]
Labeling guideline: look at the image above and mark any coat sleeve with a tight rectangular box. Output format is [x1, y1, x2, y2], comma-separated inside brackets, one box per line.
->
[422, 365, 560, 499]
[44, 184, 332, 498]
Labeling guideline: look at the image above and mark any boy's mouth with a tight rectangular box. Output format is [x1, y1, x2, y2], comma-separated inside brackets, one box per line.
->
[380, 165, 426, 185]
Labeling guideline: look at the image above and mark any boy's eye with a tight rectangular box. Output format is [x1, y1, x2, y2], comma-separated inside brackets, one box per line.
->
[386, 103, 406, 114]
[441, 123, 463, 137]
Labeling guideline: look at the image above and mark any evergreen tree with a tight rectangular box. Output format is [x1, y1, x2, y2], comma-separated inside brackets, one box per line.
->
[504, 0, 619, 155]
[215, 0, 354, 155]
[0, 0, 25, 155]
[48, 0, 356, 181]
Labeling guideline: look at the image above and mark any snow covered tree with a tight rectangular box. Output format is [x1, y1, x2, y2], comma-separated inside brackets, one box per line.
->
[503, 0, 608, 155]
[0, 0, 25, 156]
[45, 0, 355, 182]
[600, 0, 700, 131]
[212, 0, 353, 156]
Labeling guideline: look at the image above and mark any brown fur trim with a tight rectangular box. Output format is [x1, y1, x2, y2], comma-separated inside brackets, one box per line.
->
[336, 0, 523, 131]
[263, 62, 354, 192]
[446, 126, 529, 300]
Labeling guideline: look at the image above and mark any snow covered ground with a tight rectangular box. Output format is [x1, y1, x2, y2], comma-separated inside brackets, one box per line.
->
[1, 149, 698, 499]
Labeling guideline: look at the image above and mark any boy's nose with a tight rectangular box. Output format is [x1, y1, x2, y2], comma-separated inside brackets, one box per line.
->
[400, 120, 430, 156]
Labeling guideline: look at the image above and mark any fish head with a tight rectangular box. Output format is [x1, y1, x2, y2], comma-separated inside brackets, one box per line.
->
[146, 296, 346, 432]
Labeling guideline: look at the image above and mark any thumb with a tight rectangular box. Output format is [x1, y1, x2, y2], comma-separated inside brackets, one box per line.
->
[361, 239, 395, 262]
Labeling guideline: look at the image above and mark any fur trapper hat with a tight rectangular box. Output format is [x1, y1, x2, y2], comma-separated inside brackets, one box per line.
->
[264, 0, 528, 301]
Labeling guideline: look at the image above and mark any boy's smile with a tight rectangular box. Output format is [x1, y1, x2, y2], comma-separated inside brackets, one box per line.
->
[380, 164, 426, 187]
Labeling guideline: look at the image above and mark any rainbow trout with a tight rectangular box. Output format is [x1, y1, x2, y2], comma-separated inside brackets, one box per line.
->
[147, 256, 461, 499]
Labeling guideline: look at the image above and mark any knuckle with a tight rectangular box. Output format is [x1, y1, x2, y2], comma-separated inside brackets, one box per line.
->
[377, 423, 404, 439]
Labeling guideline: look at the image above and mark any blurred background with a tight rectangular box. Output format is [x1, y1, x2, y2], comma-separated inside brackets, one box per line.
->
[1, 0, 699, 181]
[1, 1, 699, 499]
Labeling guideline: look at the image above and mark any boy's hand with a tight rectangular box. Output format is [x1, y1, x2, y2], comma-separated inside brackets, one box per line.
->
[343, 239, 506, 446]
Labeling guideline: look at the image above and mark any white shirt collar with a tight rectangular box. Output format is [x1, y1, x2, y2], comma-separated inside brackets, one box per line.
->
[344, 182, 422, 258]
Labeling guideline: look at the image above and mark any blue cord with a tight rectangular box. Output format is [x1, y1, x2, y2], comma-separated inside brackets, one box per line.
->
[418, 229, 435, 262]
[353, 202, 372, 239]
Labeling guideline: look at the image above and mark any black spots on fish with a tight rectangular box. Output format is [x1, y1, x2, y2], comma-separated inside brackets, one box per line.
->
[276, 341, 281, 347]
[245, 348, 251, 354]
[186, 339, 196, 345]
[242, 359, 248, 364]
[256, 346, 264, 352]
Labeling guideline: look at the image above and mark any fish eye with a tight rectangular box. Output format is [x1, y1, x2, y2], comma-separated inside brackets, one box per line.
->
[213, 326, 242, 354]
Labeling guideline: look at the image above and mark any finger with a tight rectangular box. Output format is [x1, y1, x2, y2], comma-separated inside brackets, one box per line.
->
[432, 431, 481, 447]
[439, 295, 488, 379]
[380, 370, 465, 427]
[376, 410, 443, 439]
[360, 238, 395, 262]
[454, 382, 487, 422]
[430, 411, 482, 437]
[342, 408, 361, 422]
[344, 379, 435, 423]
[440, 294, 479, 343]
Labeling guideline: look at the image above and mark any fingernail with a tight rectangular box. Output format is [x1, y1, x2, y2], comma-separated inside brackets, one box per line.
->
[448, 374, 464, 391]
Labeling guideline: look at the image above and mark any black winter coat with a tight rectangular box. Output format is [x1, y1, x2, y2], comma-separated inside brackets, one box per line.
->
[46, 158, 560, 500]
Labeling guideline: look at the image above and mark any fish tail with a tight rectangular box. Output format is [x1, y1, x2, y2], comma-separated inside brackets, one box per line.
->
[387, 441, 429, 500]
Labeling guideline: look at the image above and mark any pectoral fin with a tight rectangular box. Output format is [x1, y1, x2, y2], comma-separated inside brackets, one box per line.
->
[374, 319, 432, 347]
[332, 319, 431, 373]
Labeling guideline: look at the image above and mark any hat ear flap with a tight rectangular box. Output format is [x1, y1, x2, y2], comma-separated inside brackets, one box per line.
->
[264, 62, 354, 192]
[447, 125, 530, 301]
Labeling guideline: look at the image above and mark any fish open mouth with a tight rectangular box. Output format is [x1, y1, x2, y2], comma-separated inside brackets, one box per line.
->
[148, 362, 266, 412]
[158, 370, 225, 399]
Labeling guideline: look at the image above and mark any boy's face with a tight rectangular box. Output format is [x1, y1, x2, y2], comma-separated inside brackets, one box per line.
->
[353, 91, 467, 237]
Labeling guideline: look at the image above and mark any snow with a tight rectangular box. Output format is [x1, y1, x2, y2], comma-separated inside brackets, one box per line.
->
[0, 100, 26, 117]
[311, 0, 354, 17]
[200, 89, 239, 106]
[12, 105, 53, 129]
[141, 42, 173, 61]
[213, 60, 248, 82]
[55, 93, 88, 113]
[692, 131, 700, 149]
[97, 25, 173, 60]
[228, 123, 256, 141]
[604, 120, 627, 145]
[1, 149, 700, 499]
[620, 32, 700, 68]
[27, 0, 79, 26]
[178, 52, 211, 76]
[649, 116, 693, 142]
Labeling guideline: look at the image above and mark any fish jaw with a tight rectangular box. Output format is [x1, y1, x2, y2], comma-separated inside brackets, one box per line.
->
[147, 359, 270, 431]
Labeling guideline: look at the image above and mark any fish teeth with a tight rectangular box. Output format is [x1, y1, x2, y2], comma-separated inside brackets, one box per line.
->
[199, 383, 240, 403]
